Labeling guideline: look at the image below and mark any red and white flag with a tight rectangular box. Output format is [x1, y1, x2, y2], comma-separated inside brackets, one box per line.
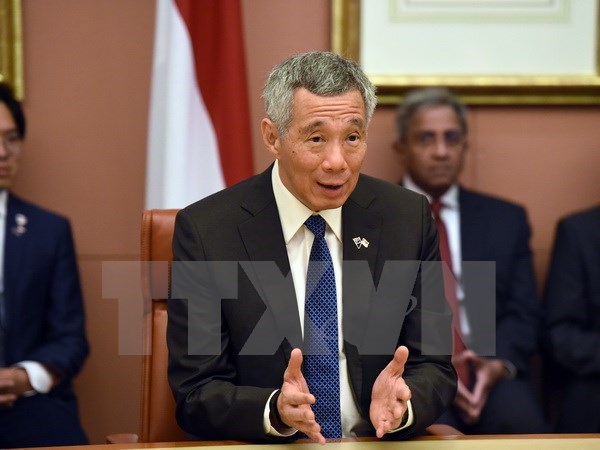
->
[145, 0, 254, 209]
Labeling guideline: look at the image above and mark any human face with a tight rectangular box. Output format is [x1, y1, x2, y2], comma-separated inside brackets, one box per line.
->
[261, 88, 367, 212]
[397, 105, 466, 198]
[0, 102, 21, 190]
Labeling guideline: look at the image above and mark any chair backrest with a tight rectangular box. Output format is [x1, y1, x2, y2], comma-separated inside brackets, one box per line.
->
[139, 209, 186, 443]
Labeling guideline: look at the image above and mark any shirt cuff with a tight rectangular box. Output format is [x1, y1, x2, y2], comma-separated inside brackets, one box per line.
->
[14, 361, 53, 395]
[263, 390, 297, 437]
[387, 399, 414, 433]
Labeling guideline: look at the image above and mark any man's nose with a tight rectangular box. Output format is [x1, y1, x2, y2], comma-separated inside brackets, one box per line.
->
[323, 142, 346, 170]
[0, 139, 10, 158]
[432, 137, 451, 157]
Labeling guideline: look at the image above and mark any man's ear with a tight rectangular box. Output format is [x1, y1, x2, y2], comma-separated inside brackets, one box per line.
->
[261, 118, 280, 159]
[393, 139, 406, 161]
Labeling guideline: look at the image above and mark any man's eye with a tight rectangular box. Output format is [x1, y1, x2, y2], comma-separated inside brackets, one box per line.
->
[417, 132, 435, 145]
[310, 136, 322, 143]
[5, 133, 20, 143]
[348, 134, 359, 142]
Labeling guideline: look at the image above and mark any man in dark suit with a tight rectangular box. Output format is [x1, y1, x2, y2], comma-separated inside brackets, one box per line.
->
[0, 82, 89, 447]
[394, 87, 548, 433]
[543, 205, 600, 432]
[167, 51, 456, 443]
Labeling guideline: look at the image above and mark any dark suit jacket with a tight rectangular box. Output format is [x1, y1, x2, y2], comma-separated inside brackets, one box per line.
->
[543, 205, 600, 431]
[167, 166, 456, 442]
[0, 193, 88, 444]
[459, 188, 540, 375]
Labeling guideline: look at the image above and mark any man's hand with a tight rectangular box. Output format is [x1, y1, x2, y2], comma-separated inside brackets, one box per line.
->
[452, 350, 507, 424]
[370, 346, 412, 438]
[277, 349, 325, 445]
[0, 368, 33, 407]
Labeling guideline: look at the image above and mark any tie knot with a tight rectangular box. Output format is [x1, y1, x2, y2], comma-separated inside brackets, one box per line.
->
[305, 215, 326, 239]
[430, 198, 444, 217]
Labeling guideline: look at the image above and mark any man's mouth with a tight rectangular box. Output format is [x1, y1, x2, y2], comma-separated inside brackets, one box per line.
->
[318, 182, 343, 190]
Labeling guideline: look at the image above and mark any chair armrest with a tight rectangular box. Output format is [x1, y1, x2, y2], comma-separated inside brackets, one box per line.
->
[105, 433, 140, 444]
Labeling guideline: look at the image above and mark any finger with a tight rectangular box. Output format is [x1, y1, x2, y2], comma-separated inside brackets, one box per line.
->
[469, 377, 485, 406]
[392, 403, 407, 420]
[281, 402, 316, 424]
[290, 412, 325, 445]
[387, 346, 409, 377]
[395, 382, 411, 403]
[305, 430, 326, 446]
[281, 389, 315, 407]
[456, 382, 476, 409]
[375, 422, 387, 439]
[0, 393, 17, 405]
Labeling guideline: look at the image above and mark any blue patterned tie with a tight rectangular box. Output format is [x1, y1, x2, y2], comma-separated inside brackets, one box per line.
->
[303, 215, 342, 438]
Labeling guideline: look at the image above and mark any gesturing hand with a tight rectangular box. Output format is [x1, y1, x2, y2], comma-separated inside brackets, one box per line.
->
[277, 348, 325, 445]
[370, 346, 412, 438]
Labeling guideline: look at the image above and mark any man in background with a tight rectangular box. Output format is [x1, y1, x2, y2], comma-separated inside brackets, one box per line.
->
[394, 87, 548, 434]
[167, 51, 456, 443]
[543, 204, 600, 432]
[0, 82, 89, 447]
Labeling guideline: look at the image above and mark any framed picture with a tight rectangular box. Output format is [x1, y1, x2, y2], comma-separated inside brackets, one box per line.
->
[332, 0, 600, 105]
[0, 0, 24, 99]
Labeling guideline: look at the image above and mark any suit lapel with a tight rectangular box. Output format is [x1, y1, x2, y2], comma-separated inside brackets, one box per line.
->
[4, 194, 27, 334]
[238, 168, 303, 354]
[341, 178, 383, 408]
[459, 188, 487, 261]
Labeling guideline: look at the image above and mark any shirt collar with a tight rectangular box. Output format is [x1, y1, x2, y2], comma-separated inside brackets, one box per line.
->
[0, 189, 7, 218]
[271, 160, 342, 243]
[403, 175, 459, 211]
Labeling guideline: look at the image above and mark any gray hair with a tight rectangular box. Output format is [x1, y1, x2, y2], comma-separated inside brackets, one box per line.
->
[262, 51, 377, 135]
[396, 87, 468, 142]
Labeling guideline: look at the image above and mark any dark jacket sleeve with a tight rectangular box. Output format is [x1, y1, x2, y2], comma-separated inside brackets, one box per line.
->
[167, 209, 288, 442]
[543, 215, 600, 376]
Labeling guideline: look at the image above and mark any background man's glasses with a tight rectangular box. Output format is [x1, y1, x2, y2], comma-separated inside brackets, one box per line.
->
[0, 131, 22, 156]
[412, 130, 465, 151]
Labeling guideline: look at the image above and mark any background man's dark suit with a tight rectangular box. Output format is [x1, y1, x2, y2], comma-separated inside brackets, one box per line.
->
[437, 187, 546, 432]
[0, 193, 89, 447]
[167, 166, 456, 442]
[459, 188, 539, 374]
[543, 205, 600, 432]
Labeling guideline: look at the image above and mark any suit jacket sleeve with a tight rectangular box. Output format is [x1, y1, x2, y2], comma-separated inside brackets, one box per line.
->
[493, 207, 540, 374]
[23, 218, 88, 381]
[393, 195, 456, 438]
[167, 209, 287, 442]
[543, 216, 600, 375]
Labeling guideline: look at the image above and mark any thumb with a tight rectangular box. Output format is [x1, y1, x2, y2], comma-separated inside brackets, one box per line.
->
[286, 348, 304, 379]
[387, 346, 409, 377]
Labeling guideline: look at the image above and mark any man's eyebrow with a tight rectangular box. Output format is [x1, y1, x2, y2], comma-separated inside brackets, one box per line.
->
[298, 117, 366, 135]
[348, 117, 365, 128]
[298, 120, 324, 135]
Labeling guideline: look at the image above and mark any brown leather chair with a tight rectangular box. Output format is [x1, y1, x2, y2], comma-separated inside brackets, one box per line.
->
[108, 209, 185, 443]
[108, 209, 460, 443]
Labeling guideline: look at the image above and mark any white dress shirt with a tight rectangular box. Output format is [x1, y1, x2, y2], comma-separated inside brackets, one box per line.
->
[264, 162, 413, 437]
[402, 177, 471, 339]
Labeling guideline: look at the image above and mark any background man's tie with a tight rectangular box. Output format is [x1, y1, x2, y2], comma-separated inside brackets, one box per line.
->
[430, 199, 472, 388]
[303, 215, 342, 438]
[0, 291, 6, 366]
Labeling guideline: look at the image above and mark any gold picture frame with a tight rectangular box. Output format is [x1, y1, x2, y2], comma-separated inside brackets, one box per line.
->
[332, 0, 600, 105]
[0, 0, 24, 99]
